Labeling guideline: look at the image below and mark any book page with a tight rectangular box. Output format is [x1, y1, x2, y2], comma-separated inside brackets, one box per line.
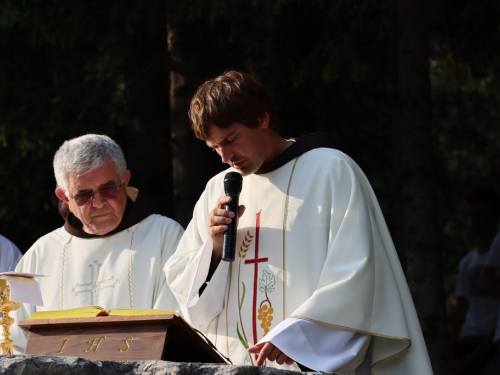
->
[107, 308, 178, 316]
[27, 305, 107, 320]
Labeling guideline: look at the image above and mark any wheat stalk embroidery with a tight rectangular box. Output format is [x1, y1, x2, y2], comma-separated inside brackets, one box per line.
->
[236, 229, 255, 364]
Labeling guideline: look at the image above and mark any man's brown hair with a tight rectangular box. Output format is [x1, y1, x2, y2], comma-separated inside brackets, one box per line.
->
[189, 71, 274, 140]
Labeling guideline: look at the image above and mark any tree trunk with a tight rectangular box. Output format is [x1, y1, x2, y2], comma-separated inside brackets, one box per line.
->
[167, 13, 225, 228]
[395, 0, 450, 373]
[123, 2, 174, 218]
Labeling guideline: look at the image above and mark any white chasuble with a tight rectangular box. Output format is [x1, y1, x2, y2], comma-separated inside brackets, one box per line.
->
[166, 148, 433, 374]
[11, 214, 184, 353]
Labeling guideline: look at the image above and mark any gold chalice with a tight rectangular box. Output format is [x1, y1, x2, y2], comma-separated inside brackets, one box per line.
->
[0, 278, 22, 354]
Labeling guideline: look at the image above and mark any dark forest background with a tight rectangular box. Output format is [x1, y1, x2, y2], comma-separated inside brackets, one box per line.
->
[1, 0, 499, 373]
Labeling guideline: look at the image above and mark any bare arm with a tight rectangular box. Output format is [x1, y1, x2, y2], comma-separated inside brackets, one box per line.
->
[476, 265, 500, 297]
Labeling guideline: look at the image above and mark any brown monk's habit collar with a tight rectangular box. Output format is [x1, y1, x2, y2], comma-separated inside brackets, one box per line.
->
[64, 192, 153, 239]
[256, 132, 339, 175]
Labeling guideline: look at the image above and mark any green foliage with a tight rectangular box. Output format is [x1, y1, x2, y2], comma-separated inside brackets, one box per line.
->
[429, 0, 500, 282]
[167, 1, 500, 302]
[0, 0, 148, 250]
[1, 0, 498, 294]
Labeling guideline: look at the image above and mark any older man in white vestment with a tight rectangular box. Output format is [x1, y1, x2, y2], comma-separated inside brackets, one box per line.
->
[165, 71, 433, 374]
[11, 134, 184, 353]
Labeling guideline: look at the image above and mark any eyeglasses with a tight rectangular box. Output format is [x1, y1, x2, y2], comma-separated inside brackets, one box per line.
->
[69, 184, 122, 206]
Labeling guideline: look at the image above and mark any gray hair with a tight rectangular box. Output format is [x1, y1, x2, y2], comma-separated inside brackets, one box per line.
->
[54, 134, 127, 194]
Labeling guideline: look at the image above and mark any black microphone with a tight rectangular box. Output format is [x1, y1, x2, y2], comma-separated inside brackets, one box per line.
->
[222, 172, 243, 262]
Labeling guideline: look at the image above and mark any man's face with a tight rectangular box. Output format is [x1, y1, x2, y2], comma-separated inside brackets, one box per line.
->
[206, 118, 270, 176]
[56, 162, 130, 235]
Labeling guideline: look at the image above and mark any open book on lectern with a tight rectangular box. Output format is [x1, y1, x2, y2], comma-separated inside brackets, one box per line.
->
[19, 306, 230, 364]
[26, 305, 177, 319]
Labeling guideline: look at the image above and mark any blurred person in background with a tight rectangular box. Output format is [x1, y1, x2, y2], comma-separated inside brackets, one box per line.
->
[451, 189, 500, 374]
[0, 234, 22, 272]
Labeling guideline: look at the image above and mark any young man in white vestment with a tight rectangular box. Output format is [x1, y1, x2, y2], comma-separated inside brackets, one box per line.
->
[165, 71, 433, 374]
[11, 134, 184, 353]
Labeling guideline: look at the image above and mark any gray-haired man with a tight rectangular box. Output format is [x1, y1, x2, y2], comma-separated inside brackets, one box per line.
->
[11, 134, 184, 353]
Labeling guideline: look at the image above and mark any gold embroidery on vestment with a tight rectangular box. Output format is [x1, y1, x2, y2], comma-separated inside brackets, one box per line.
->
[60, 224, 139, 309]
[72, 261, 119, 304]
[225, 265, 232, 359]
[282, 157, 299, 319]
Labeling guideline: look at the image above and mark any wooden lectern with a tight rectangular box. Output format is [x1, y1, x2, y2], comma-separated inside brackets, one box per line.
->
[18, 314, 228, 364]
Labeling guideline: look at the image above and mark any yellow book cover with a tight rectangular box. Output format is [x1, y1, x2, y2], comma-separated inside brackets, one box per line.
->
[27, 305, 178, 320]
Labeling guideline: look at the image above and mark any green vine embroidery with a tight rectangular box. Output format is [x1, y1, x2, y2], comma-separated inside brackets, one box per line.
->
[259, 270, 276, 293]
[237, 322, 249, 349]
[258, 270, 276, 336]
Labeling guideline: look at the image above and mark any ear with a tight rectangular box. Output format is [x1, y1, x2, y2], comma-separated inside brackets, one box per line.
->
[55, 187, 70, 203]
[122, 170, 131, 187]
[259, 111, 270, 130]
